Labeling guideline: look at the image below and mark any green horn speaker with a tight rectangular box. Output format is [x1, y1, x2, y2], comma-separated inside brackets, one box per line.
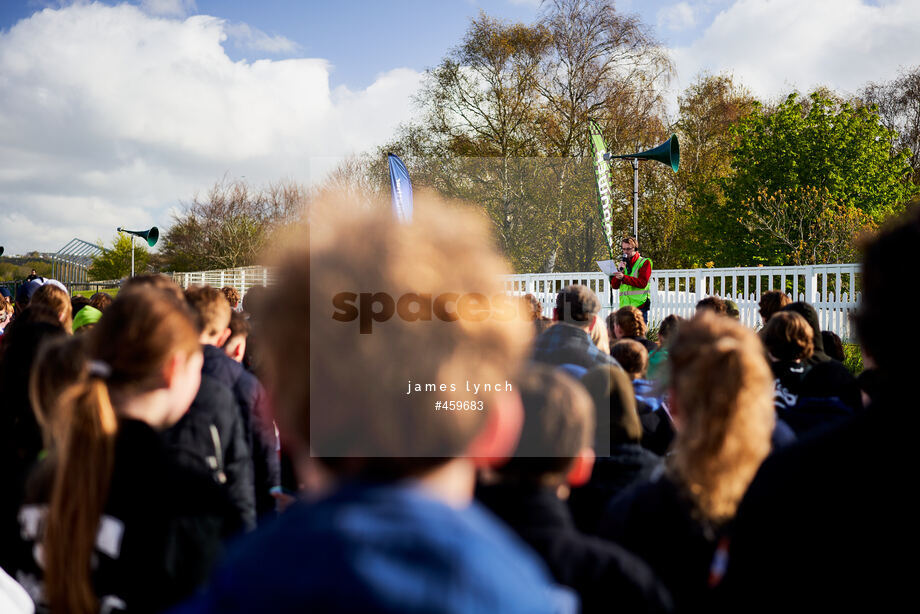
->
[118, 226, 159, 247]
[610, 134, 679, 172]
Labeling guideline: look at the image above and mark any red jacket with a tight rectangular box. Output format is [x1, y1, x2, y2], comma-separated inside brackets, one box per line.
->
[610, 253, 651, 290]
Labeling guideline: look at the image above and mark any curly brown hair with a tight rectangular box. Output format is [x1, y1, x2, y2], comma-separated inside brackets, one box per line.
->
[608, 305, 646, 339]
[668, 312, 774, 525]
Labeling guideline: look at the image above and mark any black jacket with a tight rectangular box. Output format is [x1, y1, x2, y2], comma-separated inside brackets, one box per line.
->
[716, 390, 911, 612]
[14, 419, 239, 613]
[478, 483, 674, 614]
[201, 344, 280, 521]
[600, 472, 723, 613]
[163, 374, 256, 531]
[568, 443, 663, 534]
[637, 402, 676, 456]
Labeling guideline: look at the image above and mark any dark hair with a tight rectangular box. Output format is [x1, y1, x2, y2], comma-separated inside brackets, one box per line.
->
[496, 365, 594, 484]
[581, 365, 642, 450]
[89, 292, 113, 312]
[658, 314, 684, 345]
[856, 202, 920, 379]
[821, 331, 845, 362]
[242, 285, 269, 317]
[554, 284, 600, 325]
[71, 296, 91, 315]
[227, 310, 250, 340]
[759, 290, 791, 322]
[696, 295, 727, 315]
[764, 311, 814, 362]
[610, 339, 648, 378]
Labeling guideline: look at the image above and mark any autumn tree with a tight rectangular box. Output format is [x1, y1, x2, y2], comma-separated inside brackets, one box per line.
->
[672, 73, 758, 266]
[161, 178, 307, 272]
[862, 66, 920, 184]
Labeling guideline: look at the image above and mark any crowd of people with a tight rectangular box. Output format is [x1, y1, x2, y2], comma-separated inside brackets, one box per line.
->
[0, 192, 912, 613]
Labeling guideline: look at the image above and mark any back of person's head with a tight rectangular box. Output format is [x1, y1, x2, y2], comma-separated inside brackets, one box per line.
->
[14, 279, 42, 310]
[495, 365, 594, 488]
[587, 314, 610, 354]
[759, 290, 791, 323]
[657, 314, 684, 346]
[241, 285, 269, 317]
[554, 284, 600, 327]
[88, 292, 113, 312]
[821, 331, 846, 362]
[610, 305, 647, 339]
[523, 293, 543, 321]
[42, 287, 202, 614]
[724, 299, 740, 319]
[30, 284, 72, 333]
[223, 310, 250, 363]
[119, 273, 184, 303]
[185, 285, 232, 341]
[610, 339, 648, 380]
[581, 365, 642, 452]
[763, 311, 814, 362]
[781, 301, 826, 357]
[696, 295, 727, 315]
[29, 335, 88, 451]
[263, 193, 532, 480]
[857, 203, 920, 382]
[221, 286, 240, 310]
[667, 311, 774, 525]
[71, 295, 91, 316]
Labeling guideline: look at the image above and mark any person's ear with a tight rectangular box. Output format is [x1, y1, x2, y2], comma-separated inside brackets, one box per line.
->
[162, 352, 181, 387]
[465, 390, 524, 469]
[216, 326, 233, 347]
[228, 337, 246, 362]
[565, 447, 595, 487]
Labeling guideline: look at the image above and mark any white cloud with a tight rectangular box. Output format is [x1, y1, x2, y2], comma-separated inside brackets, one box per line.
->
[658, 2, 697, 32]
[140, 0, 196, 18]
[0, 3, 422, 256]
[223, 22, 300, 54]
[669, 0, 920, 103]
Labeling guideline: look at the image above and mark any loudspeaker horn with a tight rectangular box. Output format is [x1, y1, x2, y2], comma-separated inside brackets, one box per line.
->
[117, 226, 159, 247]
[607, 134, 679, 172]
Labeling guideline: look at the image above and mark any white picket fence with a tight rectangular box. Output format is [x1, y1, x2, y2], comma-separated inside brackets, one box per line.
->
[505, 263, 860, 341]
[169, 263, 861, 341]
[169, 266, 276, 297]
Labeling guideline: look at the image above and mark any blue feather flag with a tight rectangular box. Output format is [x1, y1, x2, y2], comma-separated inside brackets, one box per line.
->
[387, 153, 413, 222]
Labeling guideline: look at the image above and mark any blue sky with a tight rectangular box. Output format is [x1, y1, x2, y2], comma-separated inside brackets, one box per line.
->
[0, 1, 715, 91]
[0, 0, 917, 256]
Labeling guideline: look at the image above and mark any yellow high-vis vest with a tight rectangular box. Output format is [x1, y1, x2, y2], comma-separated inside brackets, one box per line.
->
[619, 256, 652, 308]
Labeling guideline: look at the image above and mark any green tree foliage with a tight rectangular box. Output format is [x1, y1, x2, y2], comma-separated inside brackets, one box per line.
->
[160, 178, 307, 272]
[89, 234, 150, 280]
[721, 91, 916, 264]
[0, 256, 53, 282]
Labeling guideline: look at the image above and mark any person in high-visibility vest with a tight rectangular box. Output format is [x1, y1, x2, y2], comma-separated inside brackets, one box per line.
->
[610, 236, 652, 326]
